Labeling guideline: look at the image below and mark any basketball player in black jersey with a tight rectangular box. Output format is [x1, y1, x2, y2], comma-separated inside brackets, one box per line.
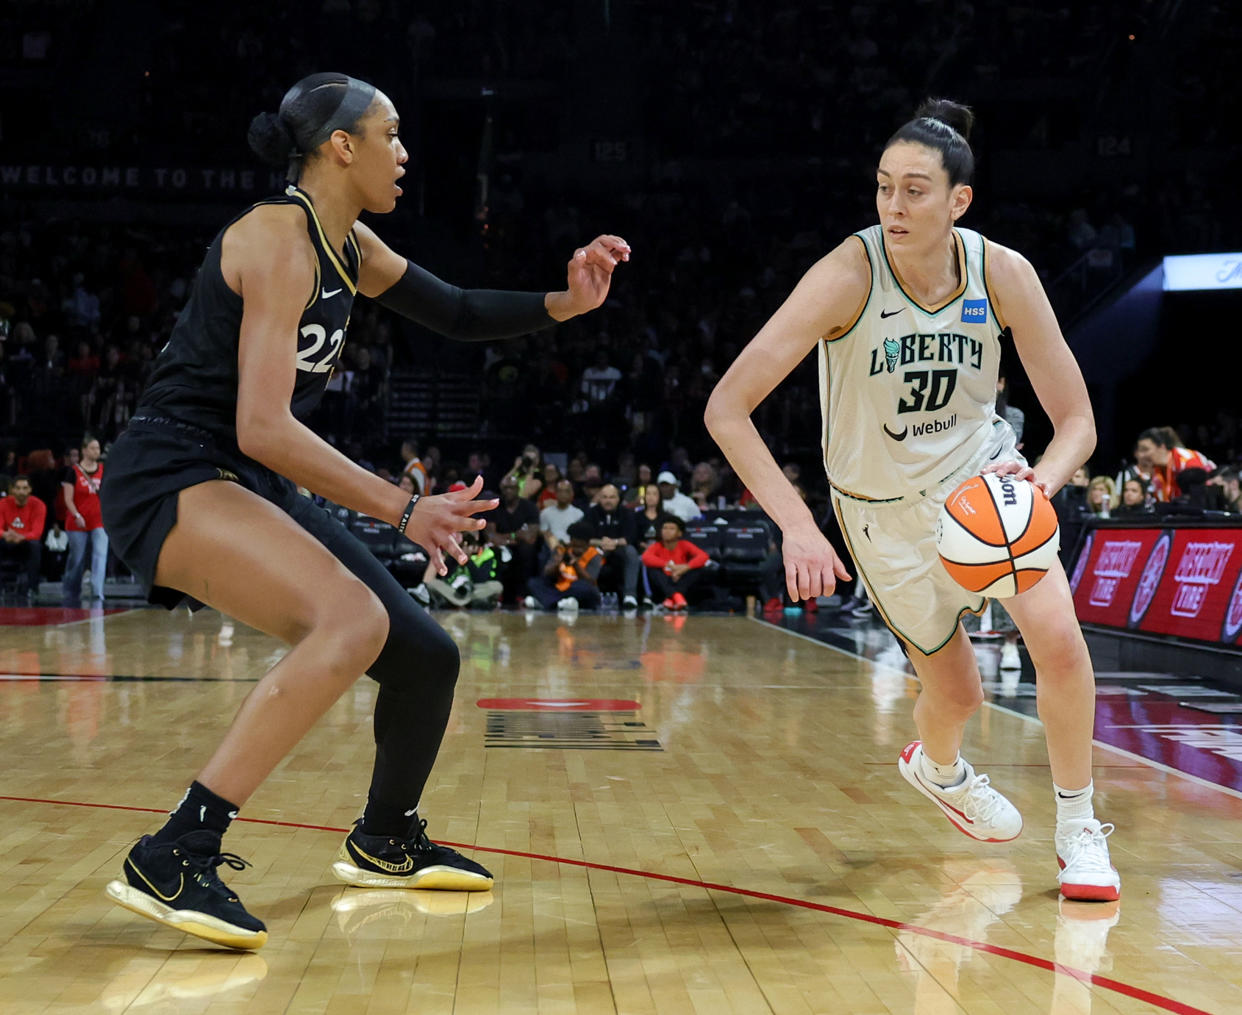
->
[100, 72, 630, 949]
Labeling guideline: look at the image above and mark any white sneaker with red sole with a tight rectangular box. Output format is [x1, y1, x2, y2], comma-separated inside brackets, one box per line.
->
[898, 741, 1023, 842]
[1056, 819, 1121, 902]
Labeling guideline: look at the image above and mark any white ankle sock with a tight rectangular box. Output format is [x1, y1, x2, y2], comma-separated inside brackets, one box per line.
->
[922, 752, 967, 788]
[1054, 781, 1095, 826]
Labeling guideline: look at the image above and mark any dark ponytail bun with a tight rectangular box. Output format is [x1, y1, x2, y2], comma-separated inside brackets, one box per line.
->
[913, 98, 974, 142]
[884, 97, 977, 186]
[247, 112, 298, 168]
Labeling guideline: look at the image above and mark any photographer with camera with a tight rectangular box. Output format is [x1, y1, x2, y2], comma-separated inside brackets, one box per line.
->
[524, 520, 602, 612]
[503, 444, 544, 499]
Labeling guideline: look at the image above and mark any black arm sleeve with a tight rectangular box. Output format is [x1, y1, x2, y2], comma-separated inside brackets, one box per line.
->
[373, 259, 556, 341]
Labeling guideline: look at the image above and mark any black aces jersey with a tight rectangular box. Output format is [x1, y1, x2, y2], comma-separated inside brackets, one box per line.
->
[138, 186, 360, 442]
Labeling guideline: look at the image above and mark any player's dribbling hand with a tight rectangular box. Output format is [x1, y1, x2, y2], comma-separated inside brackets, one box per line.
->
[981, 461, 1052, 499]
[550, 235, 631, 318]
[402, 474, 498, 576]
[781, 523, 853, 603]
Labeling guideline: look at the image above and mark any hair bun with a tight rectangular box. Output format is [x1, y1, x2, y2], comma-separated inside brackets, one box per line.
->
[247, 111, 298, 167]
[914, 98, 974, 142]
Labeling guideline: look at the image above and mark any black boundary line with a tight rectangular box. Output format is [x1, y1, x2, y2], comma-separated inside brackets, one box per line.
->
[0, 674, 261, 683]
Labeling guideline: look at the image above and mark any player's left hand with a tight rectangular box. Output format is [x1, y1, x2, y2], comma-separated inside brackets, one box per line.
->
[555, 235, 631, 318]
[981, 460, 1052, 499]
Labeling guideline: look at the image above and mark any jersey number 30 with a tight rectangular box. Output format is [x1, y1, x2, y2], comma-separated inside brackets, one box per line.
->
[296, 324, 344, 374]
[897, 368, 957, 414]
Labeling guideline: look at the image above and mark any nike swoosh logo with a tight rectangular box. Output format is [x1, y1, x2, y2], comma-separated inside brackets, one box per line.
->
[321, 287, 342, 299]
[913, 771, 975, 824]
[351, 842, 415, 874]
[883, 423, 909, 441]
[880, 308, 904, 318]
[126, 857, 184, 902]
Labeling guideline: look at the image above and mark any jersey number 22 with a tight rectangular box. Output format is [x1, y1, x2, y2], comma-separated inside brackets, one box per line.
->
[296, 324, 344, 374]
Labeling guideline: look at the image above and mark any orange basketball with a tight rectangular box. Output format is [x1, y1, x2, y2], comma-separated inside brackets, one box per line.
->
[935, 473, 1060, 599]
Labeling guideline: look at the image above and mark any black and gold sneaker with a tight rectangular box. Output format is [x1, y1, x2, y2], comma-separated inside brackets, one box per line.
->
[105, 831, 268, 950]
[332, 817, 493, 891]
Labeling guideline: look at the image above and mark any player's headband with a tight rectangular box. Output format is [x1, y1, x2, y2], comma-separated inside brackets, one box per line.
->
[284, 75, 378, 153]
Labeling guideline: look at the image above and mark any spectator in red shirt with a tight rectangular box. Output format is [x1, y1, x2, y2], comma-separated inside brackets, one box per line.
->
[1135, 427, 1216, 502]
[62, 435, 108, 604]
[640, 513, 710, 611]
[0, 475, 47, 598]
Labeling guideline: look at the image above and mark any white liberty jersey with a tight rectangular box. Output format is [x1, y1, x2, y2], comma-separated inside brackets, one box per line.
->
[817, 225, 1007, 502]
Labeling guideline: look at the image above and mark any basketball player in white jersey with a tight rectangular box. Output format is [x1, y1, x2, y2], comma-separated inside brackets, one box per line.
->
[705, 99, 1118, 902]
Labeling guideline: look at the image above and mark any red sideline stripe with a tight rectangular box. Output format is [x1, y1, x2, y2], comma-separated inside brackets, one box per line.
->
[0, 607, 128, 626]
[0, 794, 1210, 1015]
[476, 697, 641, 711]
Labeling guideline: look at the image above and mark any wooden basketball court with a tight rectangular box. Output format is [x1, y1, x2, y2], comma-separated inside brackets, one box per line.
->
[1, 604, 1240, 1013]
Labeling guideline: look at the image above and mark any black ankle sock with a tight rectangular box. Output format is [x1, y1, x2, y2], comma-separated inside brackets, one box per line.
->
[151, 780, 239, 846]
[361, 795, 417, 838]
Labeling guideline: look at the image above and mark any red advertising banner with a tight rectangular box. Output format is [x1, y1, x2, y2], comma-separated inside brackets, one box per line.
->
[1070, 525, 1242, 646]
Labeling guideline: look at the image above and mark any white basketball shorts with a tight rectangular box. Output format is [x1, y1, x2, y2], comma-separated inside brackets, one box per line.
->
[831, 419, 1024, 655]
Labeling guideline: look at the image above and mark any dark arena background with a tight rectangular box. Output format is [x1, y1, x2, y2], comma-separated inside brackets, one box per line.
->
[2, 3, 1242, 1014]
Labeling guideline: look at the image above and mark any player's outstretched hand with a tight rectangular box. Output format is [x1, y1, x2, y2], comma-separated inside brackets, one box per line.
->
[781, 523, 853, 603]
[552, 235, 631, 318]
[402, 475, 498, 576]
[981, 460, 1051, 498]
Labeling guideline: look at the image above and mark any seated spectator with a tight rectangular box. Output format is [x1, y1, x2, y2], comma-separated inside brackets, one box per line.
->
[426, 530, 503, 609]
[503, 444, 543, 498]
[525, 521, 602, 611]
[1115, 448, 1151, 501]
[586, 483, 640, 608]
[1086, 476, 1118, 518]
[1068, 465, 1091, 488]
[1114, 478, 1152, 517]
[484, 477, 541, 604]
[0, 475, 46, 600]
[536, 462, 561, 510]
[634, 484, 664, 550]
[641, 513, 710, 611]
[579, 462, 604, 506]
[689, 461, 720, 511]
[1208, 466, 1241, 513]
[623, 462, 654, 508]
[1135, 427, 1215, 502]
[656, 470, 702, 522]
[540, 478, 584, 543]
[399, 435, 429, 494]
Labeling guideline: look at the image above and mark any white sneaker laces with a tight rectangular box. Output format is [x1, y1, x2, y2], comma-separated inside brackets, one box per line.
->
[1062, 822, 1116, 874]
[961, 773, 1006, 822]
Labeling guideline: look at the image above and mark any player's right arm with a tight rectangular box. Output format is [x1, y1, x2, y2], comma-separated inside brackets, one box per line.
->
[224, 207, 493, 573]
[704, 237, 870, 600]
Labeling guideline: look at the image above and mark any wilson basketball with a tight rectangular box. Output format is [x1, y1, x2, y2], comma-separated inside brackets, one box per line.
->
[935, 473, 1060, 599]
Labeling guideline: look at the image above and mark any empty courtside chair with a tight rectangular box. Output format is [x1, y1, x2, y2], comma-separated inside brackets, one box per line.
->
[684, 521, 725, 560]
[720, 518, 772, 593]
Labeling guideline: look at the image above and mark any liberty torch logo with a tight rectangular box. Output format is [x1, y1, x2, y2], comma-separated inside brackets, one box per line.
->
[883, 337, 900, 373]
